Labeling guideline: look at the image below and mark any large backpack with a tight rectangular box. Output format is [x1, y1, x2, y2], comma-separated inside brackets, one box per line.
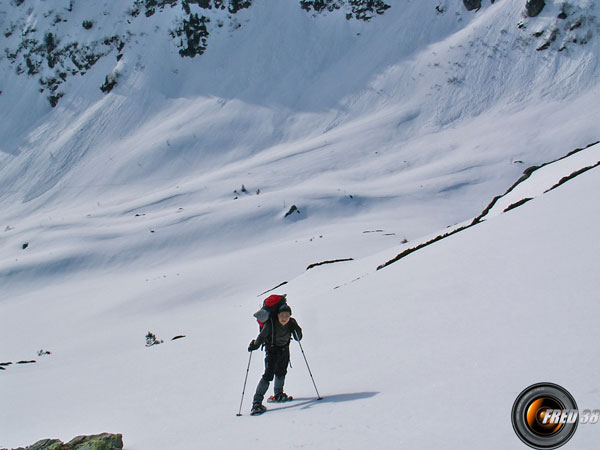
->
[253, 294, 287, 329]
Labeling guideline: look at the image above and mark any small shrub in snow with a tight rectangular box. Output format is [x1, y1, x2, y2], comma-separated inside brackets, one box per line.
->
[173, 13, 210, 58]
[300, 0, 390, 21]
[300, 0, 342, 13]
[145, 332, 164, 347]
[346, 0, 391, 20]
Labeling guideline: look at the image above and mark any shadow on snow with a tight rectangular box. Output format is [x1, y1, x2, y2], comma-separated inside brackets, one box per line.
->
[268, 391, 379, 412]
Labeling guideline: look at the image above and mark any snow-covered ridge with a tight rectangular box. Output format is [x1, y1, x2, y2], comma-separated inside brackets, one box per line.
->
[1, 0, 597, 109]
[480, 140, 600, 220]
[375, 141, 600, 270]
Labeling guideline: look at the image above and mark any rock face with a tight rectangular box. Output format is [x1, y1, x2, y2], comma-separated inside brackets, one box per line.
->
[526, 0, 545, 17]
[5, 433, 123, 450]
[23, 439, 63, 450]
[63, 433, 123, 450]
[3, 0, 392, 107]
[299, 0, 391, 20]
[463, 0, 482, 11]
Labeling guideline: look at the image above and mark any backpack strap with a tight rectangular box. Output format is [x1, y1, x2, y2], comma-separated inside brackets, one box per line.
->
[270, 317, 276, 347]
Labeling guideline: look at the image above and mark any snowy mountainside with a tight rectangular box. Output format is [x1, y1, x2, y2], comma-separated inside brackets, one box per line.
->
[1, 143, 599, 450]
[1, 0, 599, 296]
[1, 1, 600, 448]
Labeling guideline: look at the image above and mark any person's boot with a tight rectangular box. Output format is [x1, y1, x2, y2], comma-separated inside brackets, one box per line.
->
[251, 401, 267, 415]
[269, 392, 293, 403]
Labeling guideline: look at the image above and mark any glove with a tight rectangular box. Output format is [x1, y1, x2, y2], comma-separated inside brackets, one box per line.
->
[292, 330, 302, 341]
[248, 340, 260, 352]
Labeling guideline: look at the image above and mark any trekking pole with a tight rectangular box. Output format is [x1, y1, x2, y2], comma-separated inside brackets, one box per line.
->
[236, 352, 253, 416]
[297, 340, 323, 400]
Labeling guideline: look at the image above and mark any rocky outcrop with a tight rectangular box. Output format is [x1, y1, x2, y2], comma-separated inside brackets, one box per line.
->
[462, 0, 481, 11]
[299, 0, 391, 21]
[284, 204, 301, 218]
[63, 433, 123, 450]
[4, 433, 123, 450]
[526, 0, 545, 17]
[2, 0, 393, 106]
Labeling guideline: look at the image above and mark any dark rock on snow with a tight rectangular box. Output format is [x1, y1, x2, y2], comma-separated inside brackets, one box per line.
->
[4, 433, 123, 450]
[463, 0, 481, 11]
[284, 205, 300, 218]
[526, 0, 545, 17]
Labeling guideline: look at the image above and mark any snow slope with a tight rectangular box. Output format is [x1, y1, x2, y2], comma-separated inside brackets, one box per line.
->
[1, 0, 599, 297]
[1, 0, 600, 448]
[1, 144, 599, 450]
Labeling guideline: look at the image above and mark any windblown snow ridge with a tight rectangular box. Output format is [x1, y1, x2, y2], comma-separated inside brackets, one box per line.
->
[376, 141, 600, 270]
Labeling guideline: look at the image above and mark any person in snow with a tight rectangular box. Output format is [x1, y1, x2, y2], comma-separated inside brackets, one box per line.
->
[248, 303, 302, 414]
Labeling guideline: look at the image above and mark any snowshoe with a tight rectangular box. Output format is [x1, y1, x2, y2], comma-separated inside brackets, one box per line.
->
[268, 393, 293, 403]
[250, 403, 267, 415]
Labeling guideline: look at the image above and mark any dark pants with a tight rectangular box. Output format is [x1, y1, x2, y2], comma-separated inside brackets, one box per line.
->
[253, 346, 289, 404]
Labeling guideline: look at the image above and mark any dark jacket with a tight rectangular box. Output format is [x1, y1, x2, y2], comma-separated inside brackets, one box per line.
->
[255, 317, 302, 349]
